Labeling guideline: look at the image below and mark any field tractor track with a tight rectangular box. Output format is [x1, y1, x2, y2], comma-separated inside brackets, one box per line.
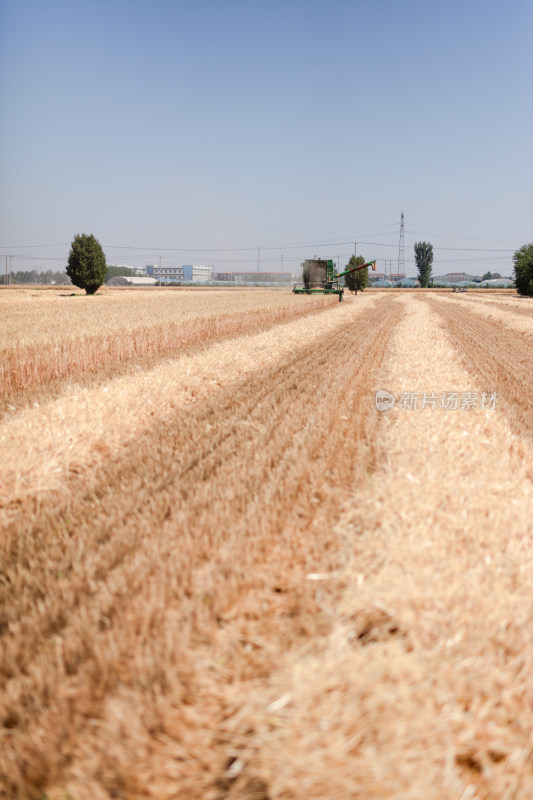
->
[0, 296, 337, 418]
[423, 294, 533, 442]
[457, 293, 533, 319]
[1, 297, 403, 799]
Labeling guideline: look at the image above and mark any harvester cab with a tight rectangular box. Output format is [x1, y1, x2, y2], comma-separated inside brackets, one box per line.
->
[293, 259, 377, 301]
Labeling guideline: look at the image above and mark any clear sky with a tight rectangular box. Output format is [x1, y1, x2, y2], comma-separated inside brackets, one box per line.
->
[1, 0, 531, 278]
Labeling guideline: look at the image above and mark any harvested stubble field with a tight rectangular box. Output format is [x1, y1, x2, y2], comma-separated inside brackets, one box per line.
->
[0, 288, 335, 416]
[1, 287, 533, 800]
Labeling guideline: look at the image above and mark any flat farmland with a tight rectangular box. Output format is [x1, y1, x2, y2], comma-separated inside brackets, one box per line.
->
[1, 288, 533, 800]
[0, 288, 335, 415]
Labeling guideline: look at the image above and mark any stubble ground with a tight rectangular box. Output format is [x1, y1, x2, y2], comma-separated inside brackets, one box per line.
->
[0, 289, 532, 799]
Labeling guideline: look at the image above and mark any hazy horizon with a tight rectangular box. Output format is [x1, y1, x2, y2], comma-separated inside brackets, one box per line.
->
[1, 0, 531, 279]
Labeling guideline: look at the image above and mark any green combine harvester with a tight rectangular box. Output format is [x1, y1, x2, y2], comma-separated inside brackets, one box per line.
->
[293, 258, 377, 301]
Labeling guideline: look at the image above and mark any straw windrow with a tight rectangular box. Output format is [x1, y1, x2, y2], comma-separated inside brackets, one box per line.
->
[1, 289, 532, 799]
[213, 294, 533, 799]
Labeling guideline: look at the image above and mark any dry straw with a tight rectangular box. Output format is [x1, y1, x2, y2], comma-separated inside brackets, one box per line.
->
[1, 293, 394, 798]
[214, 295, 533, 799]
[432, 292, 533, 336]
[1, 292, 532, 799]
[0, 289, 337, 414]
[0, 295, 378, 507]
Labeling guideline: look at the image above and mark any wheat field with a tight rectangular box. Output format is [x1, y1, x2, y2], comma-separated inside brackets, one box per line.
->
[1, 287, 532, 800]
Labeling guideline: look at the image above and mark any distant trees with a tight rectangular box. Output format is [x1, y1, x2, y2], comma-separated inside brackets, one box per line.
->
[1, 270, 71, 285]
[414, 242, 433, 288]
[66, 233, 107, 295]
[344, 255, 368, 293]
[105, 265, 135, 281]
[481, 271, 502, 281]
[513, 243, 533, 296]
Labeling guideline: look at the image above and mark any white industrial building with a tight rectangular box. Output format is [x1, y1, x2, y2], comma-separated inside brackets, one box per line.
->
[106, 276, 157, 286]
[146, 265, 183, 281]
[145, 264, 214, 282]
[107, 264, 147, 276]
[182, 265, 214, 282]
[214, 271, 293, 284]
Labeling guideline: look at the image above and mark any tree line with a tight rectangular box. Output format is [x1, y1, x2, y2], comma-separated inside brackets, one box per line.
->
[344, 240, 533, 295]
[0, 260, 134, 287]
[4, 234, 532, 296]
[413, 241, 533, 294]
[0, 270, 72, 285]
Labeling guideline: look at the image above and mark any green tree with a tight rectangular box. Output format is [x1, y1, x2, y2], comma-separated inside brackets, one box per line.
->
[344, 255, 368, 293]
[513, 243, 533, 296]
[481, 271, 493, 281]
[414, 241, 433, 288]
[66, 233, 107, 294]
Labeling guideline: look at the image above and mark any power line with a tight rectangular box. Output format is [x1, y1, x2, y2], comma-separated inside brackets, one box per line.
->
[409, 222, 532, 239]
[1, 231, 523, 255]
[101, 240, 518, 253]
[8, 220, 523, 252]
[0, 244, 68, 249]
[432, 246, 515, 252]
[2, 230, 521, 276]
[407, 228, 525, 244]
[9, 247, 515, 263]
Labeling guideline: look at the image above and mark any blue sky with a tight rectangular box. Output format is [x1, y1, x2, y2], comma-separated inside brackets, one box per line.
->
[1, 0, 531, 277]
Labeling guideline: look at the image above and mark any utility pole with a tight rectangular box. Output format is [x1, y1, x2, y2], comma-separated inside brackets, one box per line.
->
[257, 246, 260, 273]
[9, 256, 12, 285]
[4, 256, 7, 285]
[397, 211, 405, 275]
[281, 253, 284, 273]
[354, 242, 357, 258]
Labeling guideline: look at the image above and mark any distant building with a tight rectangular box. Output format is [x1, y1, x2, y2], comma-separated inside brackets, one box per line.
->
[214, 271, 293, 283]
[107, 264, 147, 276]
[369, 272, 405, 282]
[146, 265, 183, 281]
[106, 276, 157, 286]
[480, 278, 515, 287]
[144, 264, 214, 282]
[106, 276, 130, 286]
[432, 272, 479, 284]
[181, 265, 213, 282]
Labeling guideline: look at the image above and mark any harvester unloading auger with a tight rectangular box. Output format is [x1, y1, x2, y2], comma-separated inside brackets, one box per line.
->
[293, 258, 377, 301]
